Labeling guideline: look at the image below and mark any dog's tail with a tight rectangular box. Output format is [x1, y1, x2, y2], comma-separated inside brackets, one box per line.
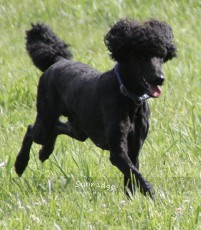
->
[26, 23, 72, 72]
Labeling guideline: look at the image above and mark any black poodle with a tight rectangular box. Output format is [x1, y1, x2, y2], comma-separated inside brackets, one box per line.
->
[15, 19, 177, 199]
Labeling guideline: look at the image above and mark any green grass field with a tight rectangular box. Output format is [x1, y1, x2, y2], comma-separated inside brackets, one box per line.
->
[0, 0, 200, 229]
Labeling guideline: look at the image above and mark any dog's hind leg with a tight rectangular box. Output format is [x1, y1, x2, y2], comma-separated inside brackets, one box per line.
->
[15, 114, 56, 176]
[15, 125, 33, 176]
[39, 120, 87, 162]
[54, 120, 87, 141]
[38, 134, 56, 162]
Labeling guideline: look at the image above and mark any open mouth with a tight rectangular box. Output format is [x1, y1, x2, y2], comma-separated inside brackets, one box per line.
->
[141, 77, 162, 98]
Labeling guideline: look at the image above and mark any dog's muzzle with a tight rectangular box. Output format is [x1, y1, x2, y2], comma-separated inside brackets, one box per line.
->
[141, 74, 165, 98]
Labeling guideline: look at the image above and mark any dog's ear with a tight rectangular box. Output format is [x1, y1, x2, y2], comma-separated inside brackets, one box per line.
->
[104, 19, 140, 63]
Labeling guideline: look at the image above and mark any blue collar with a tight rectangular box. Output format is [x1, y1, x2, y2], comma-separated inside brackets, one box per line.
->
[114, 63, 150, 104]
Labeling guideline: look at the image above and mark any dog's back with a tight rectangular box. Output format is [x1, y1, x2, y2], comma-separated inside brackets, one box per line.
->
[26, 23, 103, 128]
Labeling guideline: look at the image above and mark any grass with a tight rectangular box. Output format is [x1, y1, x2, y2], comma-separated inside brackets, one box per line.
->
[0, 0, 200, 229]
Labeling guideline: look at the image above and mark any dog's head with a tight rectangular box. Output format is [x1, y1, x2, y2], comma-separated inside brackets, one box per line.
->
[104, 19, 177, 97]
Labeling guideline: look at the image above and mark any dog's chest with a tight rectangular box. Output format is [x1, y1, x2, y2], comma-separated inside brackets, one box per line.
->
[128, 104, 149, 136]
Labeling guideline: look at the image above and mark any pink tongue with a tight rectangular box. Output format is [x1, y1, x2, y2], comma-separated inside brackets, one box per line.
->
[149, 85, 162, 98]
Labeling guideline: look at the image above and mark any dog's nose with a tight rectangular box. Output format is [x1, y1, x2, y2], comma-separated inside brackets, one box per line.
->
[154, 74, 165, 85]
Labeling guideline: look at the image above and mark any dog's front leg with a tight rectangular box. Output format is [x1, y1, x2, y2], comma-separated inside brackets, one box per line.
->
[110, 151, 154, 199]
[108, 128, 154, 199]
[124, 160, 139, 197]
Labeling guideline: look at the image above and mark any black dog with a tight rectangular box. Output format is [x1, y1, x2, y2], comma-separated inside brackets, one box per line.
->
[15, 19, 177, 199]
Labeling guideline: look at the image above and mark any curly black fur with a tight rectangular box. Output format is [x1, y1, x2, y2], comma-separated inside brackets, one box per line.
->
[104, 19, 177, 63]
[26, 23, 72, 71]
[15, 19, 177, 199]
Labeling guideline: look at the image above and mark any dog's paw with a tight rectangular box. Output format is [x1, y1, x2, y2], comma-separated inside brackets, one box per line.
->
[140, 182, 155, 200]
[39, 147, 53, 162]
[14, 154, 29, 177]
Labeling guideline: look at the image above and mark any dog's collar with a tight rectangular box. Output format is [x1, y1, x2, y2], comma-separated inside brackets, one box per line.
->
[114, 63, 150, 104]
